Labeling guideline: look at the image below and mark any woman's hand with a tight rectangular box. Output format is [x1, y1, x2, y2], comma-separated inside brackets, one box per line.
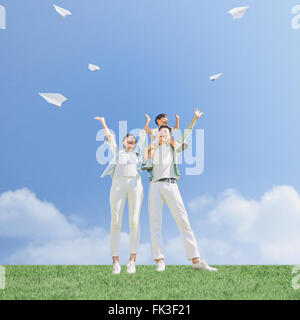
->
[94, 116, 105, 123]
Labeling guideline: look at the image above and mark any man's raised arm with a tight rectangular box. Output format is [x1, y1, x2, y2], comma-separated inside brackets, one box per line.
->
[187, 108, 203, 130]
[175, 108, 203, 147]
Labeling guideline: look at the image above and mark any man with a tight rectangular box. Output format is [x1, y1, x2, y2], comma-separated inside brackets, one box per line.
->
[143, 109, 217, 272]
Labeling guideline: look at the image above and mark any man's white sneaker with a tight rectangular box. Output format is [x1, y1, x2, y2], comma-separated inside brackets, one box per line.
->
[156, 260, 165, 272]
[112, 261, 121, 274]
[192, 259, 217, 272]
[127, 261, 136, 274]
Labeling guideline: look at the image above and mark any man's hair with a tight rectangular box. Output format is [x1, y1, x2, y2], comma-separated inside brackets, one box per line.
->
[122, 133, 136, 143]
[155, 113, 167, 126]
[158, 125, 172, 133]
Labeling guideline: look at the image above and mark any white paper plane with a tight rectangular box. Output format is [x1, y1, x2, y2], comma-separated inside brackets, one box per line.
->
[53, 4, 72, 18]
[228, 6, 249, 20]
[39, 93, 68, 107]
[210, 73, 223, 81]
[88, 64, 100, 72]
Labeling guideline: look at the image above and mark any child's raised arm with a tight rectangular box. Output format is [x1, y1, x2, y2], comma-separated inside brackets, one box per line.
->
[173, 113, 180, 131]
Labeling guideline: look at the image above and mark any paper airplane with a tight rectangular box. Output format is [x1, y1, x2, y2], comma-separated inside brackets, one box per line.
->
[228, 6, 249, 20]
[88, 64, 100, 72]
[210, 73, 223, 81]
[53, 4, 72, 18]
[39, 93, 68, 107]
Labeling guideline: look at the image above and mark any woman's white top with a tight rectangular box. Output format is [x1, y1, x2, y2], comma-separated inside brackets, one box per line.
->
[113, 150, 139, 178]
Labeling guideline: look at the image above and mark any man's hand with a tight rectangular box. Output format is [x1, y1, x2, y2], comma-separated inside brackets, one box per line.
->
[193, 108, 203, 119]
[186, 108, 204, 129]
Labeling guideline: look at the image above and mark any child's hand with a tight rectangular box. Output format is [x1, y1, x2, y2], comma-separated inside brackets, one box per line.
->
[173, 113, 180, 131]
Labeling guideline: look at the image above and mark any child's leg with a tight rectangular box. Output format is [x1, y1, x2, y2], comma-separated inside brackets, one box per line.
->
[144, 143, 156, 160]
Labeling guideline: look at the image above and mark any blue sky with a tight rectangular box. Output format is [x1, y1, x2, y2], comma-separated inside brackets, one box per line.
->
[1, 0, 300, 265]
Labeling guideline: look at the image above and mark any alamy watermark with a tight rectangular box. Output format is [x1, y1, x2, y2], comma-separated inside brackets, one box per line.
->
[291, 5, 300, 29]
[96, 121, 204, 176]
[0, 266, 5, 290]
[292, 265, 300, 290]
[0, 5, 6, 30]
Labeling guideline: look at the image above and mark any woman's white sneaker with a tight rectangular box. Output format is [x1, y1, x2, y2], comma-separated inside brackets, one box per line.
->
[127, 261, 136, 274]
[192, 259, 217, 272]
[156, 260, 165, 272]
[112, 261, 121, 274]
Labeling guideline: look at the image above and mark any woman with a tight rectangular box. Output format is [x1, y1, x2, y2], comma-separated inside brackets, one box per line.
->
[95, 116, 146, 274]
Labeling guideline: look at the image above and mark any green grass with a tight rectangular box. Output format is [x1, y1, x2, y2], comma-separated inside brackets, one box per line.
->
[0, 265, 299, 300]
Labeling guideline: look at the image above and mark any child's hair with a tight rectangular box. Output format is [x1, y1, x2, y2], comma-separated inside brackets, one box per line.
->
[155, 113, 167, 125]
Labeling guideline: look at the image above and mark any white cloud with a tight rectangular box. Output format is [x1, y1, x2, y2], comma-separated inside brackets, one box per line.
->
[9, 228, 110, 265]
[1, 186, 300, 265]
[0, 188, 151, 265]
[189, 185, 300, 264]
[162, 236, 234, 265]
[188, 194, 213, 212]
[9, 229, 152, 265]
[0, 188, 79, 240]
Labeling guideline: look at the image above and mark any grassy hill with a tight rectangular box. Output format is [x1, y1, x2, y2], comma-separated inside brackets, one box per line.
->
[0, 265, 299, 300]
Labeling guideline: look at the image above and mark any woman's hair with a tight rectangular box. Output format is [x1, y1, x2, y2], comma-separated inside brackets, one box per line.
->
[122, 133, 137, 143]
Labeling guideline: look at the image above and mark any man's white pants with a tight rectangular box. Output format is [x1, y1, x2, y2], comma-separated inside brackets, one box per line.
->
[109, 176, 143, 256]
[148, 181, 200, 261]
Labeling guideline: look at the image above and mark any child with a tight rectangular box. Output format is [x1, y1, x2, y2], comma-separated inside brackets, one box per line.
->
[143, 113, 179, 163]
[144, 113, 179, 143]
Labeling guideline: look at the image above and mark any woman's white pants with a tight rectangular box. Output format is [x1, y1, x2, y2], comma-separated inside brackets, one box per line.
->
[148, 181, 200, 261]
[109, 176, 143, 257]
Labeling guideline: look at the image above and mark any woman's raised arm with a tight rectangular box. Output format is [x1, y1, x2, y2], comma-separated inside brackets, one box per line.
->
[95, 116, 111, 142]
